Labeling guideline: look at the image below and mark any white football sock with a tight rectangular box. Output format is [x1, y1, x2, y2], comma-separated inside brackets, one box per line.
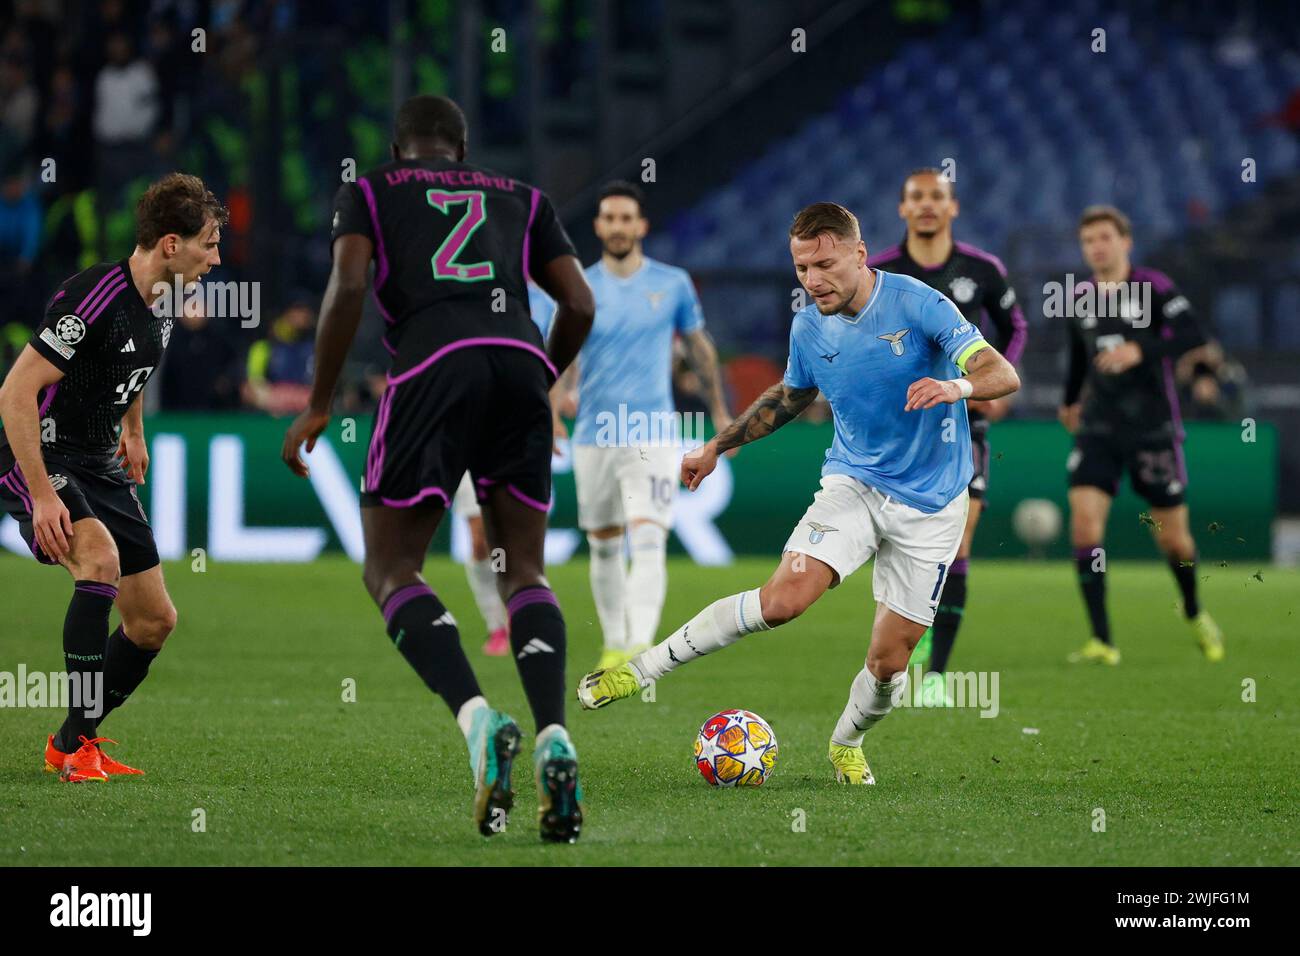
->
[632, 589, 770, 682]
[456, 695, 489, 741]
[466, 558, 507, 632]
[588, 533, 628, 650]
[625, 522, 668, 649]
[831, 668, 908, 748]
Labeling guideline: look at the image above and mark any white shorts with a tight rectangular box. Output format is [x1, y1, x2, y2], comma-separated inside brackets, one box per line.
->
[783, 474, 969, 627]
[452, 472, 480, 519]
[573, 444, 680, 531]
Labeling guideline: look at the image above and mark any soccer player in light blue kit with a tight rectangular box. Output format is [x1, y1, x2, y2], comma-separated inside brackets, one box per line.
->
[557, 181, 731, 670]
[453, 283, 557, 656]
[579, 202, 1020, 785]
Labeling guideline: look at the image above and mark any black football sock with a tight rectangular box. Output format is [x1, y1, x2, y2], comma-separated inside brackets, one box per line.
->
[382, 584, 481, 717]
[1074, 547, 1111, 645]
[54, 581, 117, 753]
[929, 560, 968, 673]
[97, 625, 159, 728]
[507, 585, 567, 732]
[1167, 555, 1200, 619]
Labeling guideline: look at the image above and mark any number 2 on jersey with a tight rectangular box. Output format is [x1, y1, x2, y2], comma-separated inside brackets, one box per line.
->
[426, 189, 495, 283]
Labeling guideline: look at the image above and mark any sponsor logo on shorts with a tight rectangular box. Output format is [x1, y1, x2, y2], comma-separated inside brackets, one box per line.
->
[877, 329, 910, 356]
[807, 520, 838, 545]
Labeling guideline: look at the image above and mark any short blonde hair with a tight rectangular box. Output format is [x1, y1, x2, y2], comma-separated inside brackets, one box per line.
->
[789, 202, 861, 243]
[1078, 204, 1132, 238]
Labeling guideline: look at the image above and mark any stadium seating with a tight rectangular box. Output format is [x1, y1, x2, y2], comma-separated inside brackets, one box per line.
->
[647, 1, 1300, 273]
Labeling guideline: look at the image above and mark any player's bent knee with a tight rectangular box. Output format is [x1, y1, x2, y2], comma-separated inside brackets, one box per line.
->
[866, 643, 911, 679]
[130, 602, 177, 650]
[756, 583, 813, 627]
[73, 545, 121, 585]
[361, 564, 416, 609]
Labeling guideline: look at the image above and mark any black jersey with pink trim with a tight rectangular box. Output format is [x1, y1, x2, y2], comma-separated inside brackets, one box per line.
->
[331, 158, 576, 381]
[0, 259, 169, 473]
[869, 237, 1027, 431]
[1062, 265, 1206, 442]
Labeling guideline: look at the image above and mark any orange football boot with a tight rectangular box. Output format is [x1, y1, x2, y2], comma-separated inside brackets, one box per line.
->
[46, 734, 144, 776]
[43, 734, 64, 773]
[49, 735, 110, 783]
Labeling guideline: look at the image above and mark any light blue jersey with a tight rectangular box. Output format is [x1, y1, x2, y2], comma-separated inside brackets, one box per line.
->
[783, 269, 990, 513]
[527, 282, 556, 340]
[572, 257, 704, 446]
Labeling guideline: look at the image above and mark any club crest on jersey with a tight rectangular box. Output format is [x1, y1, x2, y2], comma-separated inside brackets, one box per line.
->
[48, 474, 69, 491]
[878, 329, 910, 356]
[55, 315, 86, 344]
[645, 290, 666, 310]
[807, 521, 838, 544]
[161, 319, 173, 348]
[949, 276, 977, 303]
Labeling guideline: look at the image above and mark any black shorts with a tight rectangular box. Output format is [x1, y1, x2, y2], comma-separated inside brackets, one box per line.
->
[0, 459, 160, 575]
[1067, 433, 1187, 508]
[968, 429, 990, 501]
[361, 344, 553, 512]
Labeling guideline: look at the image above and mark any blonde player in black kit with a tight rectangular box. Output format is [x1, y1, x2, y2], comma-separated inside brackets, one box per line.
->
[0, 174, 226, 783]
[282, 96, 595, 842]
[1059, 205, 1224, 665]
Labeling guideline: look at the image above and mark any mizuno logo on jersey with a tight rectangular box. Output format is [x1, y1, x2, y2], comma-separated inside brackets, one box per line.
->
[820, 351, 840, 363]
[121, 338, 136, 352]
[878, 329, 910, 356]
[517, 638, 555, 659]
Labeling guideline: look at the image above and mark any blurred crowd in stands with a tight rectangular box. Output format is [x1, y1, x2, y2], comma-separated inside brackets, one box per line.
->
[0, 0, 1261, 424]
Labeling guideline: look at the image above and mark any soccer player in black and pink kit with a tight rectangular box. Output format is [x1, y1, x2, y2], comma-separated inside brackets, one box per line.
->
[1059, 205, 1224, 665]
[0, 173, 226, 782]
[868, 169, 1027, 703]
[281, 95, 595, 842]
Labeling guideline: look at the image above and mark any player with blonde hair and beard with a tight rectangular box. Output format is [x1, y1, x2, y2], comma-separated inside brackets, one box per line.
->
[579, 202, 1020, 785]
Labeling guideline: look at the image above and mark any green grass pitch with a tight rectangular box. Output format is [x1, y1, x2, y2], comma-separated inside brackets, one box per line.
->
[1, 554, 1295, 866]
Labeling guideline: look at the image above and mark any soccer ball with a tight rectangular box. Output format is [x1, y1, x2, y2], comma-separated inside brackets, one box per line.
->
[694, 709, 779, 787]
[1012, 497, 1063, 547]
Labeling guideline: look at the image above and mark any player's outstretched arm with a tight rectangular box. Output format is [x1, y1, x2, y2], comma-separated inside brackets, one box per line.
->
[536, 254, 595, 377]
[0, 346, 74, 559]
[904, 345, 1020, 411]
[682, 381, 818, 490]
[282, 233, 372, 477]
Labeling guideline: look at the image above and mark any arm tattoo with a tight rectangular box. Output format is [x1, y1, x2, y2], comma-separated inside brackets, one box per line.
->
[964, 346, 993, 372]
[714, 382, 818, 452]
